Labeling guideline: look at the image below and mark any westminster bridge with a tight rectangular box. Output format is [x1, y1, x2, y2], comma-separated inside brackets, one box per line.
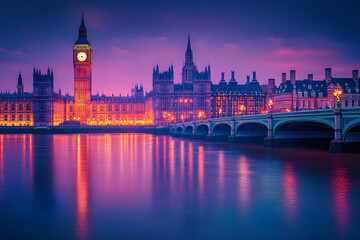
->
[169, 108, 360, 153]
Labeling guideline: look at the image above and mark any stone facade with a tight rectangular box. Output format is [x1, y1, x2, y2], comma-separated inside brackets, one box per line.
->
[150, 35, 211, 125]
[273, 69, 360, 112]
[211, 71, 266, 117]
[0, 73, 33, 126]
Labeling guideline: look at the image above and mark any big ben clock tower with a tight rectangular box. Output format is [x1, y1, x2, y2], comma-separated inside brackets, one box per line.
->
[74, 12, 93, 124]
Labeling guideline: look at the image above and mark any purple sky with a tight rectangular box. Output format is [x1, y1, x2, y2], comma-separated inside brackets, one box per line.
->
[1, 0, 360, 95]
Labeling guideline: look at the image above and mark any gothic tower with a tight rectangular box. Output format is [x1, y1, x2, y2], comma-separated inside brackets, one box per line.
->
[182, 34, 197, 84]
[73, 12, 93, 123]
[17, 72, 24, 94]
[33, 68, 54, 127]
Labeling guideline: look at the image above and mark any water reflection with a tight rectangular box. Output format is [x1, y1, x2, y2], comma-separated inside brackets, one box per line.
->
[0, 135, 3, 199]
[0, 134, 359, 239]
[282, 162, 297, 224]
[32, 135, 54, 211]
[238, 155, 250, 210]
[218, 151, 224, 202]
[332, 165, 350, 236]
[198, 146, 204, 201]
[188, 142, 193, 193]
[76, 135, 90, 239]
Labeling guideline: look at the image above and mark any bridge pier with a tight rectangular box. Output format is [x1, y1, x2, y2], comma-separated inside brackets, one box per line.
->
[330, 108, 345, 153]
[205, 121, 214, 141]
[228, 118, 236, 143]
[264, 112, 275, 147]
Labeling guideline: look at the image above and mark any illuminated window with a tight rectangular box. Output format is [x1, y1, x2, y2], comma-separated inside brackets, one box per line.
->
[4, 115, 8, 121]
[19, 114, 23, 121]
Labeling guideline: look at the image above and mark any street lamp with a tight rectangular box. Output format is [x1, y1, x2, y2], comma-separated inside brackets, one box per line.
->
[268, 99, 274, 112]
[240, 105, 245, 116]
[333, 84, 343, 108]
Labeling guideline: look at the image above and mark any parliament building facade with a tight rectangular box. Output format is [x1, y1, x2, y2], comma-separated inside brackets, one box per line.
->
[2, 14, 358, 127]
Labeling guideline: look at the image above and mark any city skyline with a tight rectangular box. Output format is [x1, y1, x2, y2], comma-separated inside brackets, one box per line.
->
[1, 0, 360, 95]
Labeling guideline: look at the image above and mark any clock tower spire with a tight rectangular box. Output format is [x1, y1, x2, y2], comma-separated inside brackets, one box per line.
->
[73, 12, 93, 124]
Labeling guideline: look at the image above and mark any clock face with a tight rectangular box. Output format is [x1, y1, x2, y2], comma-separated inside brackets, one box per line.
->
[77, 52, 87, 62]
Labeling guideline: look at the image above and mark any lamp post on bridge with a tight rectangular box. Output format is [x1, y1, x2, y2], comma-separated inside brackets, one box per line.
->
[268, 99, 274, 113]
[240, 105, 245, 116]
[333, 84, 343, 108]
[330, 84, 344, 153]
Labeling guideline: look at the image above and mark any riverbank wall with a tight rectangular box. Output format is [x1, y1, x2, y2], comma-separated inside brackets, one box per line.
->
[0, 126, 170, 135]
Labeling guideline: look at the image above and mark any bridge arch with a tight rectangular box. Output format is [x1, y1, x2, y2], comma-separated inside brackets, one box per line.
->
[212, 123, 231, 136]
[196, 124, 209, 136]
[274, 120, 334, 139]
[185, 126, 193, 135]
[176, 126, 183, 135]
[343, 121, 360, 142]
[236, 121, 268, 137]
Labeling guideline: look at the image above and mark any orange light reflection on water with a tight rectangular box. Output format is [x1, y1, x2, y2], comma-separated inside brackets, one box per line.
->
[76, 134, 90, 239]
[188, 142, 193, 192]
[282, 162, 297, 224]
[198, 146, 204, 197]
[238, 155, 250, 210]
[0, 135, 3, 191]
[332, 166, 350, 236]
[218, 151, 224, 202]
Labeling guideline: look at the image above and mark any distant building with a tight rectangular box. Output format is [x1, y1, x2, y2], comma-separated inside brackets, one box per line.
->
[0, 73, 33, 126]
[211, 71, 266, 117]
[273, 68, 360, 112]
[149, 35, 211, 125]
[147, 35, 267, 125]
[2, 14, 360, 127]
[0, 13, 151, 127]
[65, 13, 150, 126]
[32, 68, 65, 127]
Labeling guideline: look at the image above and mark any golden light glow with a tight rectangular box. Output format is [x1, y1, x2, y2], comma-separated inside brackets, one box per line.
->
[333, 84, 343, 103]
[268, 99, 274, 108]
[197, 111, 206, 119]
[162, 111, 174, 122]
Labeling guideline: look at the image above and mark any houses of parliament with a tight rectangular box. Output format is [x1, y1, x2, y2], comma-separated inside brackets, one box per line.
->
[0, 14, 273, 127]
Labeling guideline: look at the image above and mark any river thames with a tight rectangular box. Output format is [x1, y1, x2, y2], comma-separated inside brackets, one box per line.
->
[0, 133, 359, 239]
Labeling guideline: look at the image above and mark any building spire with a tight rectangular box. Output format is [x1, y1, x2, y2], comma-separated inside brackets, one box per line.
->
[187, 33, 191, 51]
[79, 11, 87, 35]
[185, 34, 193, 65]
[17, 71, 24, 94]
[75, 11, 89, 45]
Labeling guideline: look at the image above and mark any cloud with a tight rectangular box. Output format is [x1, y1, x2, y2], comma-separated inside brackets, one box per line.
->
[275, 47, 333, 56]
[14, 50, 26, 56]
[0, 48, 9, 52]
[112, 47, 131, 55]
[224, 43, 242, 52]
[268, 36, 284, 45]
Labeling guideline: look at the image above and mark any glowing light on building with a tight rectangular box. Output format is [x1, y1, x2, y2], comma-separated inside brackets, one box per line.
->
[333, 84, 343, 103]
